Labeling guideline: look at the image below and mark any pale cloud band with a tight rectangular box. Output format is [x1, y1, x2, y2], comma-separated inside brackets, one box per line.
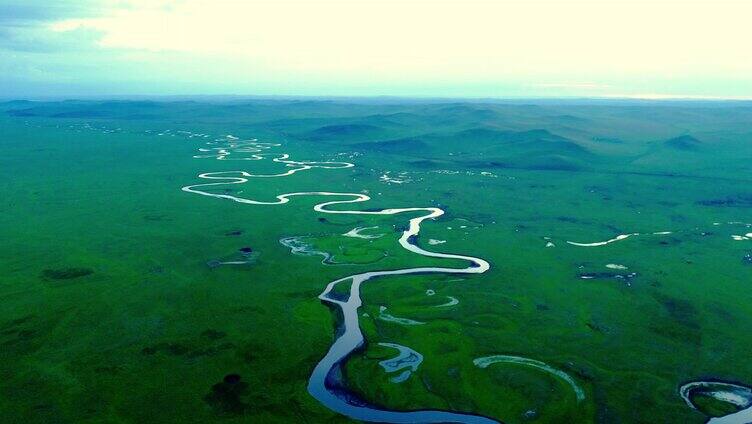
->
[1, 0, 751, 98]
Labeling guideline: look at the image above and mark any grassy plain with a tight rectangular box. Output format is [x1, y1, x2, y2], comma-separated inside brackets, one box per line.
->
[1, 99, 751, 423]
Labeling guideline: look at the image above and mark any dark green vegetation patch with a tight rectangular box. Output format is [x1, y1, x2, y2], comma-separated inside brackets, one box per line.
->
[41, 267, 94, 280]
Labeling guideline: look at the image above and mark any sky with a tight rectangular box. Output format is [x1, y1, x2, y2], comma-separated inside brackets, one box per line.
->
[1, 0, 751, 99]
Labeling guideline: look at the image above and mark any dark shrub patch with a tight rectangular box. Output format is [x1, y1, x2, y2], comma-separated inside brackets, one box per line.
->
[41, 267, 93, 280]
[204, 374, 251, 415]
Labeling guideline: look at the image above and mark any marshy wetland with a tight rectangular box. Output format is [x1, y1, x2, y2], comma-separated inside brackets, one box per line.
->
[1, 98, 751, 423]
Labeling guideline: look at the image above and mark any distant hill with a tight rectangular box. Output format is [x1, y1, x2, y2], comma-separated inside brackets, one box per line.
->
[462, 154, 586, 171]
[452, 128, 593, 170]
[630, 134, 709, 168]
[456, 128, 586, 149]
[664, 135, 702, 151]
[439, 128, 592, 161]
[545, 114, 590, 124]
[592, 136, 624, 144]
[6, 98, 750, 178]
[0, 100, 34, 110]
[301, 124, 391, 142]
[352, 136, 428, 153]
[346, 127, 593, 171]
[432, 104, 498, 120]
[6, 101, 167, 119]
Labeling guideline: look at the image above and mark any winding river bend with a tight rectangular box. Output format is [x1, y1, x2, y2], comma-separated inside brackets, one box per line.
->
[680, 381, 752, 424]
[183, 137, 499, 423]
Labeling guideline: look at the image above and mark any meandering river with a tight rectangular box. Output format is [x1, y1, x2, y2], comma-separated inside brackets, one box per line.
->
[183, 137, 499, 423]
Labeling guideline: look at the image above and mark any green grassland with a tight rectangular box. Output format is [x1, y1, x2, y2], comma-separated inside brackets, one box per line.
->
[0, 98, 751, 423]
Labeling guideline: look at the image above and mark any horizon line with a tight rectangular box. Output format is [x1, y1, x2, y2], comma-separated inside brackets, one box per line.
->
[4, 93, 752, 103]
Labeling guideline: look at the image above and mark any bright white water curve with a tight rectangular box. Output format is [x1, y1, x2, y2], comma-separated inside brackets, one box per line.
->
[474, 355, 585, 402]
[183, 137, 499, 424]
[680, 381, 752, 424]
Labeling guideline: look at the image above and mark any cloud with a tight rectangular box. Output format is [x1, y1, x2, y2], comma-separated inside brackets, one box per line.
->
[0, 2, 101, 25]
[0, 25, 103, 53]
[0, 0, 751, 97]
[531, 83, 610, 91]
[0, 1, 106, 52]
